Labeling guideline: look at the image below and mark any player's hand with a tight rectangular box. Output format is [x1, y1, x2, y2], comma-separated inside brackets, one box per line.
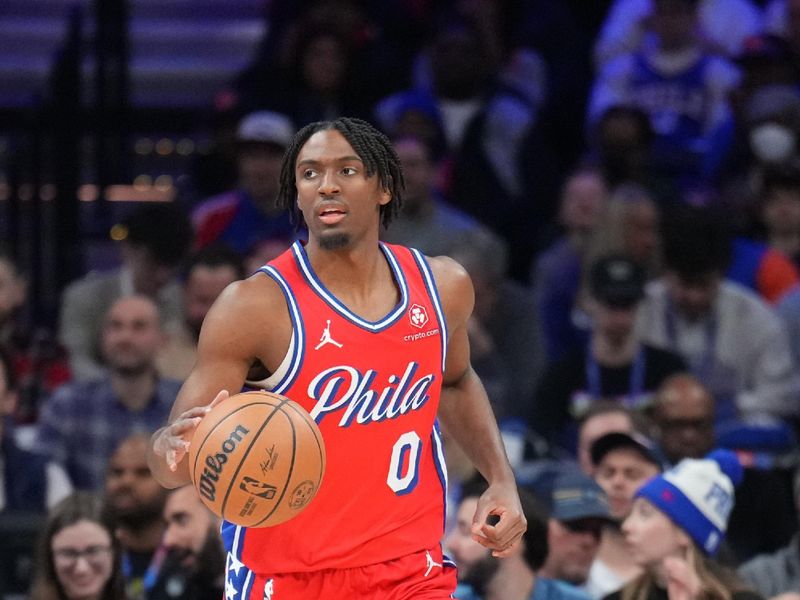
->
[152, 390, 228, 471]
[470, 480, 527, 558]
[663, 555, 702, 600]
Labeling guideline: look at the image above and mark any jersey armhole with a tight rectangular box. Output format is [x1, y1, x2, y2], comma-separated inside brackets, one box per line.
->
[409, 248, 449, 372]
[247, 266, 305, 394]
[245, 330, 295, 390]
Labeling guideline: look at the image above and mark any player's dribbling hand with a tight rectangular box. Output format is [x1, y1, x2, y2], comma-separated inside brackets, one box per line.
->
[153, 390, 229, 471]
[470, 480, 527, 558]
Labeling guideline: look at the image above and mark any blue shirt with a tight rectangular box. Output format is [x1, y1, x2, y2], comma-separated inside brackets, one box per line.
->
[34, 377, 180, 490]
[532, 578, 593, 600]
[455, 577, 592, 600]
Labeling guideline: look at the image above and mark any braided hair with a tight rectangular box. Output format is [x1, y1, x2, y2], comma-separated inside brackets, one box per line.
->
[277, 117, 405, 230]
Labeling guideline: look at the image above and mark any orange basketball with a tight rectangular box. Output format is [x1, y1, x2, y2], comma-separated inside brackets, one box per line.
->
[188, 390, 325, 528]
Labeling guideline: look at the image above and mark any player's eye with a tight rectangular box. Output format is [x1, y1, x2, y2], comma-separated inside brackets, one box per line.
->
[341, 167, 357, 176]
[302, 169, 316, 179]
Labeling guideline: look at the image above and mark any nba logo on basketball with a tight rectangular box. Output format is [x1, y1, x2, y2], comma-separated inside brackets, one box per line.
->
[408, 304, 428, 328]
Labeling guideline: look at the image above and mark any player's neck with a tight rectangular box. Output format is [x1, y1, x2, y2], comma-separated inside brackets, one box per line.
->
[307, 233, 388, 288]
[305, 233, 401, 320]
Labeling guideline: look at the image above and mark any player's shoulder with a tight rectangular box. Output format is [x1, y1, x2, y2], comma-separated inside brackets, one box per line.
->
[423, 254, 474, 321]
[206, 271, 286, 323]
[425, 254, 472, 292]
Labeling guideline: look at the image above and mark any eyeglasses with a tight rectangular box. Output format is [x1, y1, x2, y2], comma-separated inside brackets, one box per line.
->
[52, 545, 113, 567]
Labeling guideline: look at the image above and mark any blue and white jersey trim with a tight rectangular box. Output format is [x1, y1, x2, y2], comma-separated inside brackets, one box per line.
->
[291, 240, 409, 332]
[431, 422, 449, 532]
[222, 523, 256, 597]
[410, 248, 448, 372]
[258, 265, 305, 393]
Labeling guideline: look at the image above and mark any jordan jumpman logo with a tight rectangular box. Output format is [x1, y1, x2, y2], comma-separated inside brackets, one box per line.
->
[315, 320, 343, 350]
[424, 550, 442, 577]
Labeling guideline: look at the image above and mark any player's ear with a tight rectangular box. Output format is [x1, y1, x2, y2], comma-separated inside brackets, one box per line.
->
[379, 189, 391, 206]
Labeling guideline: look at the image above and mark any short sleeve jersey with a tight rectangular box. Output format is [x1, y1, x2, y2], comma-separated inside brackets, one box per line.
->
[223, 241, 449, 574]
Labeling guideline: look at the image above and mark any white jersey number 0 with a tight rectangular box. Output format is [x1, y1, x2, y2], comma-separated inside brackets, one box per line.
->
[387, 431, 422, 495]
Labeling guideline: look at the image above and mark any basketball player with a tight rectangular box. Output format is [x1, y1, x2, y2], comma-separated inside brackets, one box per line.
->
[147, 117, 526, 599]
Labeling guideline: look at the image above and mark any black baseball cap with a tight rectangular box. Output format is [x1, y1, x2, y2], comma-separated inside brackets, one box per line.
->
[589, 256, 645, 308]
[590, 431, 666, 470]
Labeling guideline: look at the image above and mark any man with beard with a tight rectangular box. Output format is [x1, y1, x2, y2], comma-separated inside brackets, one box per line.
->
[148, 485, 225, 600]
[445, 479, 590, 600]
[105, 433, 168, 600]
[36, 295, 180, 490]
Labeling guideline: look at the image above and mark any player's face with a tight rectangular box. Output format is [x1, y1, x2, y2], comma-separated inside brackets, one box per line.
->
[594, 449, 660, 520]
[622, 498, 688, 567]
[162, 486, 218, 569]
[295, 129, 390, 251]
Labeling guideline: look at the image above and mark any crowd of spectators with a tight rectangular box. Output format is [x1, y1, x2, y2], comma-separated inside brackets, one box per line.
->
[3, 1, 800, 599]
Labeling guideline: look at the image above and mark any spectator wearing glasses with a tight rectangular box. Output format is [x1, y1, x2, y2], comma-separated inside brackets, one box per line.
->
[650, 373, 715, 465]
[29, 492, 125, 600]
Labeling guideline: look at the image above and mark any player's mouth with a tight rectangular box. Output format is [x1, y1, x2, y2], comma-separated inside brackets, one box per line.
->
[318, 205, 347, 225]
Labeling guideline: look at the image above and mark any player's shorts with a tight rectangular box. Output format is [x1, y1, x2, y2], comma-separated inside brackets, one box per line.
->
[231, 544, 458, 600]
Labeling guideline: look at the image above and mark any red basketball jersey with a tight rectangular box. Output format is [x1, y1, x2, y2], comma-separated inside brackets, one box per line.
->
[224, 241, 449, 575]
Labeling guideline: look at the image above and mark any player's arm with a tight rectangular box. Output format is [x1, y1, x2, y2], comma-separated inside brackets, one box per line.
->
[147, 276, 286, 488]
[430, 255, 526, 557]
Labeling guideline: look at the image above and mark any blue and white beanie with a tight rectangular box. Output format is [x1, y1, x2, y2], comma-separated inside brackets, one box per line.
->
[635, 449, 743, 556]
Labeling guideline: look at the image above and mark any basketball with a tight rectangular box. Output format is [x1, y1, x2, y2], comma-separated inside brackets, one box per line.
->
[188, 390, 325, 528]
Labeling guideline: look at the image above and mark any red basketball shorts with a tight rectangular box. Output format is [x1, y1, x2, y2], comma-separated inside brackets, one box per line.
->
[238, 545, 458, 600]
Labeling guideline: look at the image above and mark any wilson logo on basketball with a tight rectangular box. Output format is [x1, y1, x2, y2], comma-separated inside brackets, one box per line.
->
[408, 304, 429, 328]
[198, 424, 250, 502]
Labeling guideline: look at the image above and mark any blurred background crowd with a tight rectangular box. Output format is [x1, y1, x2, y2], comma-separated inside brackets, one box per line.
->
[2, 0, 800, 599]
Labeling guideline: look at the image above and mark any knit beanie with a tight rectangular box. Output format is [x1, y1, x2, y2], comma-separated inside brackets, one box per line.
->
[635, 449, 743, 555]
